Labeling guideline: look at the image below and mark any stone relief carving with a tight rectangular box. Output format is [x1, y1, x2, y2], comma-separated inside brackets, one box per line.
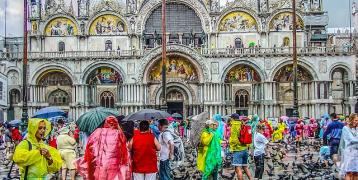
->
[259, 0, 268, 13]
[90, 0, 125, 17]
[127, 0, 137, 13]
[30, 1, 40, 18]
[130, 17, 136, 33]
[78, 0, 89, 17]
[319, 60, 327, 73]
[7, 70, 19, 86]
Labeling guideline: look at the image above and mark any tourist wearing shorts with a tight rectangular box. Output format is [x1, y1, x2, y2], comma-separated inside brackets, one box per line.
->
[128, 120, 161, 180]
[229, 113, 253, 180]
[57, 126, 77, 180]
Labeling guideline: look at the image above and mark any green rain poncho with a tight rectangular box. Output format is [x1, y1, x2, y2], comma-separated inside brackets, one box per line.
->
[203, 128, 222, 179]
[248, 115, 260, 143]
[13, 118, 62, 180]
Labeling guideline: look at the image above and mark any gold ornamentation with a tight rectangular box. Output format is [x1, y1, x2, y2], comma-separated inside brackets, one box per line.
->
[45, 17, 78, 36]
[219, 11, 257, 32]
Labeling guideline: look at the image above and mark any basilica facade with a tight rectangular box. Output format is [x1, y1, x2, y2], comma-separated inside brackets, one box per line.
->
[0, 0, 357, 121]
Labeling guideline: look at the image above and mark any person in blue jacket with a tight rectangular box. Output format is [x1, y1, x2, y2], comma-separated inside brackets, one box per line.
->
[323, 113, 344, 158]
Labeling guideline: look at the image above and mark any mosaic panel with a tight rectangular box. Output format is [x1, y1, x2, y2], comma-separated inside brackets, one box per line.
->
[219, 11, 257, 32]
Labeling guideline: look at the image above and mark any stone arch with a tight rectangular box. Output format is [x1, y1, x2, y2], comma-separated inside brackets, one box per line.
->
[6, 68, 20, 86]
[216, 8, 261, 32]
[5, 66, 21, 77]
[43, 15, 79, 36]
[36, 70, 73, 86]
[234, 89, 250, 108]
[272, 64, 314, 82]
[81, 62, 126, 84]
[9, 88, 21, 105]
[48, 89, 71, 106]
[154, 82, 195, 105]
[138, 44, 209, 83]
[269, 59, 318, 81]
[329, 63, 353, 81]
[267, 9, 304, 32]
[220, 59, 266, 83]
[99, 91, 115, 108]
[136, 0, 211, 34]
[31, 64, 76, 85]
[87, 12, 129, 35]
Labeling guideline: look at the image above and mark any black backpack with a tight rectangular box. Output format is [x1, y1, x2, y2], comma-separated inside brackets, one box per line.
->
[8, 140, 32, 180]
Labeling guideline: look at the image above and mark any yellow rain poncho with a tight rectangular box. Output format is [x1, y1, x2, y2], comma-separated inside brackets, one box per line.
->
[197, 128, 214, 172]
[13, 118, 62, 180]
[272, 122, 286, 142]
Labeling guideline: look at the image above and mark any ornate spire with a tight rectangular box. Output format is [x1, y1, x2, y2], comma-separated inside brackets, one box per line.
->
[69, 0, 75, 15]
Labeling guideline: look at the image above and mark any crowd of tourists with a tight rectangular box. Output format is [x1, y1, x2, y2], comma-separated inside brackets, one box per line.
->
[0, 111, 357, 180]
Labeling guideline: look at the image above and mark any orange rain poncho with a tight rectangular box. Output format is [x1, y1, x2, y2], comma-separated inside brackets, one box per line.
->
[13, 118, 62, 180]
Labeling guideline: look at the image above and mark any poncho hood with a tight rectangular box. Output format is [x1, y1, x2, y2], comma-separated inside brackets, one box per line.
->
[213, 114, 222, 121]
[27, 118, 51, 143]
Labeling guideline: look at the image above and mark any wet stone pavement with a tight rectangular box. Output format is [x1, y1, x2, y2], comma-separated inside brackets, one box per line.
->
[1, 138, 340, 180]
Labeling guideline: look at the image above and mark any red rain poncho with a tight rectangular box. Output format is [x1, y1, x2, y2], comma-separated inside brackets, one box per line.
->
[76, 116, 131, 180]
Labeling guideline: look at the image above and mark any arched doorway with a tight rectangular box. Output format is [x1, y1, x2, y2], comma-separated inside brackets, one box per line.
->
[36, 70, 73, 110]
[166, 89, 184, 115]
[48, 89, 70, 106]
[86, 66, 122, 107]
[235, 89, 249, 116]
[273, 64, 313, 117]
[224, 64, 262, 115]
[8, 89, 21, 120]
[331, 67, 349, 114]
[100, 91, 115, 108]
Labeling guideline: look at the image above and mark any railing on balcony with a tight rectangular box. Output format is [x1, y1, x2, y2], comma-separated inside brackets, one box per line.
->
[0, 50, 142, 59]
[201, 46, 353, 56]
[0, 46, 353, 60]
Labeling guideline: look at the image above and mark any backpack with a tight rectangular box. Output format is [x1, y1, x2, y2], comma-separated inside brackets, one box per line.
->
[162, 130, 185, 167]
[239, 123, 252, 145]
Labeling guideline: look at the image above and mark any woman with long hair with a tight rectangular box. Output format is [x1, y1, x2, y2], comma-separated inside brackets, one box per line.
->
[339, 113, 358, 180]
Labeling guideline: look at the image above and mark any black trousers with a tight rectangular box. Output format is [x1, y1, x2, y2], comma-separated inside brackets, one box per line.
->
[254, 154, 265, 179]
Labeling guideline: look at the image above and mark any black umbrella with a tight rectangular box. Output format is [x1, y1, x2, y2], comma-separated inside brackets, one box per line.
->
[122, 109, 171, 121]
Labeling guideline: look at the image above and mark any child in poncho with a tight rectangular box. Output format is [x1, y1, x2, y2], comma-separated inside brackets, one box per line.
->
[319, 146, 331, 168]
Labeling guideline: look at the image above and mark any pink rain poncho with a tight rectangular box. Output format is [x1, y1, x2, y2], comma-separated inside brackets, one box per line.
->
[76, 116, 131, 180]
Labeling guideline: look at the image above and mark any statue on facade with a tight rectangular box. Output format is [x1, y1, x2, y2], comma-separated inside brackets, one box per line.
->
[130, 17, 136, 32]
[127, 0, 137, 14]
[189, 29, 195, 46]
[259, 0, 268, 12]
[300, 0, 309, 12]
[80, 21, 86, 35]
[200, 30, 207, 46]
[312, 0, 320, 11]
[208, 0, 219, 12]
[78, 0, 89, 17]
[154, 30, 160, 45]
[211, 16, 217, 31]
[30, 1, 40, 18]
[45, 0, 57, 12]
[261, 17, 267, 31]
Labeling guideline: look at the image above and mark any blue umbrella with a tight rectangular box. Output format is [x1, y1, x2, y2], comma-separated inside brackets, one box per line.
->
[33, 107, 67, 119]
[8, 119, 22, 127]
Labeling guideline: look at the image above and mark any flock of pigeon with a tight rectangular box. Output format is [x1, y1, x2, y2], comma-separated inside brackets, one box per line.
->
[172, 139, 340, 180]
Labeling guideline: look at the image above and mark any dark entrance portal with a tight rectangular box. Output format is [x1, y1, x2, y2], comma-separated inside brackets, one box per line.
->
[167, 102, 183, 115]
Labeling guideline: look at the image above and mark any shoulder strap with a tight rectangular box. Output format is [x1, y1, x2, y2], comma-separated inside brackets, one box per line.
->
[24, 140, 32, 180]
